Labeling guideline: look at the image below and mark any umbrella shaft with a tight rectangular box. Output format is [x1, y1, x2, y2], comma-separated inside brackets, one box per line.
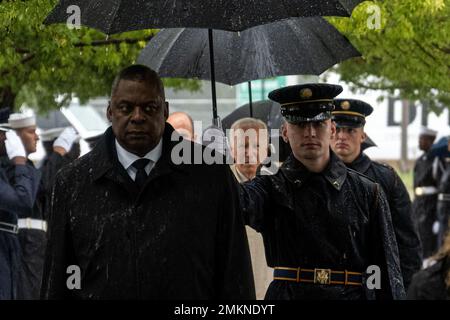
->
[248, 82, 253, 118]
[208, 29, 218, 121]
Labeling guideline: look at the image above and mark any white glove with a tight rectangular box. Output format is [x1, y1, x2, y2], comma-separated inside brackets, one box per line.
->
[53, 127, 79, 152]
[432, 221, 440, 235]
[202, 125, 229, 155]
[5, 130, 26, 159]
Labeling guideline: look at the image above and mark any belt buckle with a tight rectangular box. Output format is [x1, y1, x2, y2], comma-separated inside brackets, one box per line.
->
[0, 222, 19, 234]
[314, 268, 331, 285]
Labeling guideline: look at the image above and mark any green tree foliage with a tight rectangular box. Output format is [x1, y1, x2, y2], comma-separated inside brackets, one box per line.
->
[0, 0, 200, 113]
[328, 0, 450, 113]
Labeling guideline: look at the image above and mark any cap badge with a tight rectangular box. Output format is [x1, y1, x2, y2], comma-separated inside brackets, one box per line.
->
[299, 88, 313, 99]
[341, 101, 351, 110]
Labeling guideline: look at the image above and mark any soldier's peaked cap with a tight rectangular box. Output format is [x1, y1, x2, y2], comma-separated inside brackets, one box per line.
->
[332, 99, 373, 128]
[268, 83, 343, 124]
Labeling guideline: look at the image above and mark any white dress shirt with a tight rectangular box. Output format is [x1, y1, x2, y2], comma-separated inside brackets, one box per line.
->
[115, 139, 163, 181]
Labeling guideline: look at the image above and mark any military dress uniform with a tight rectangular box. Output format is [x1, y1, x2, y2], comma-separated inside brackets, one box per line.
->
[7, 114, 47, 300]
[0, 123, 41, 300]
[412, 128, 439, 259]
[436, 152, 450, 247]
[239, 84, 405, 300]
[332, 99, 422, 289]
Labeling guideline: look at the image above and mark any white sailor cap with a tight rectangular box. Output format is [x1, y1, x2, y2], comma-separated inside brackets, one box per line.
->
[40, 127, 65, 142]
[419, 126, 438, 137]
[0, 123, 10, 132]
[8, 113, 36, 129]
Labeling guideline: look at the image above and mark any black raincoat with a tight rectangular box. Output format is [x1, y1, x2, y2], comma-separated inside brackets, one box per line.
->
[39, 152, 74, 196]
[41, 125, 255, 299]
[413, 151, 439, 258]
[347, 152, 422, 289]
[240, 152, 405, 300]
[407, 257, 450, 300]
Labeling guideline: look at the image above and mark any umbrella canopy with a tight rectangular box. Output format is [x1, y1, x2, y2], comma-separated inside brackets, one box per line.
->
[137, 17, 361, 86]
[222, 100, 292, 162]
[222, 100, 283, 131]
[44, 0, 364, 34]
[45, 1, 363, 124]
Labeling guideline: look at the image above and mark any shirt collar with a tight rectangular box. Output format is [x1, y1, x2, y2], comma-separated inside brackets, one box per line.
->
[281, 150, 347, 191]
[348, 152, 372, 173]
[115, 138, 163, 170]
[231, 164, 250, 183]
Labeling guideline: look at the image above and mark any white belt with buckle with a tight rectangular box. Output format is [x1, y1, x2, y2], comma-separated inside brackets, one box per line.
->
[415, 186, 438, 196]
[438, 193, 450, 202]
[18, 218, 47, 232]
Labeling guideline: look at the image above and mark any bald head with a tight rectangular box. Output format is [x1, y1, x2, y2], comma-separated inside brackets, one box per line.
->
[167, 112, 195, 141]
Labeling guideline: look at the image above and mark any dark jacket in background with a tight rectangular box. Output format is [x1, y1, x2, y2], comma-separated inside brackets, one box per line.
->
[41, 125, 255, 299]
[407, 257, 450, 300]
[413, 151, 439, 258]
[437, 158, 450, 247]
[240, 152, 405, 300]
[348, 152, 422, 289]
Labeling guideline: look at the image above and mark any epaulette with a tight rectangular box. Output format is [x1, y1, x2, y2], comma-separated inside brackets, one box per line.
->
[372, 161, 395, 172]
[346, 167, 377, 183]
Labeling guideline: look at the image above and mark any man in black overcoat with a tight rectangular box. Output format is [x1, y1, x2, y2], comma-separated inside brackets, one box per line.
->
[41, 65, 255, 299]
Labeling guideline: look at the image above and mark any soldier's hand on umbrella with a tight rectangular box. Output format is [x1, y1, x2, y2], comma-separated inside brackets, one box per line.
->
[53, 127, 80, 155]
[202, 125, 230, 157]
[5, 130, 27, 163]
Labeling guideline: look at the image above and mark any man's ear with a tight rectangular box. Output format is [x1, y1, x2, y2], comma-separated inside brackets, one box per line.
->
[361, 130, 367, 143]
[281, 123, 288, 143]
[330, 120, 336, 140]
[164, 101, 169, 120]
[107, 102, 112, 122]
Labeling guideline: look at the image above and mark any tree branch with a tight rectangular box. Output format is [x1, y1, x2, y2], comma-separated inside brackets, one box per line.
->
[413, 39, 450, 69]
[2, 35, 153, 77]
[431, 43, 450, 55]
[15, 47, 31, 54]
[74, 35, 154, 47]
[57, 93, 72, 109]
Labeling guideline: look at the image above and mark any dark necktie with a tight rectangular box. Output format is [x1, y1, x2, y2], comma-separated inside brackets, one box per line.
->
[132, 159, 151, 188]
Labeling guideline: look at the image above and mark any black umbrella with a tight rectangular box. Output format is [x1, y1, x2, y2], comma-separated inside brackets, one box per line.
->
[222, 100, 292, 162]
[44, 0, 364, 33]
[137, 17, 360, 119]
[222, 100, 283, 131]
[45, 0, 364, 124]
[138, 17, 359, 85]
